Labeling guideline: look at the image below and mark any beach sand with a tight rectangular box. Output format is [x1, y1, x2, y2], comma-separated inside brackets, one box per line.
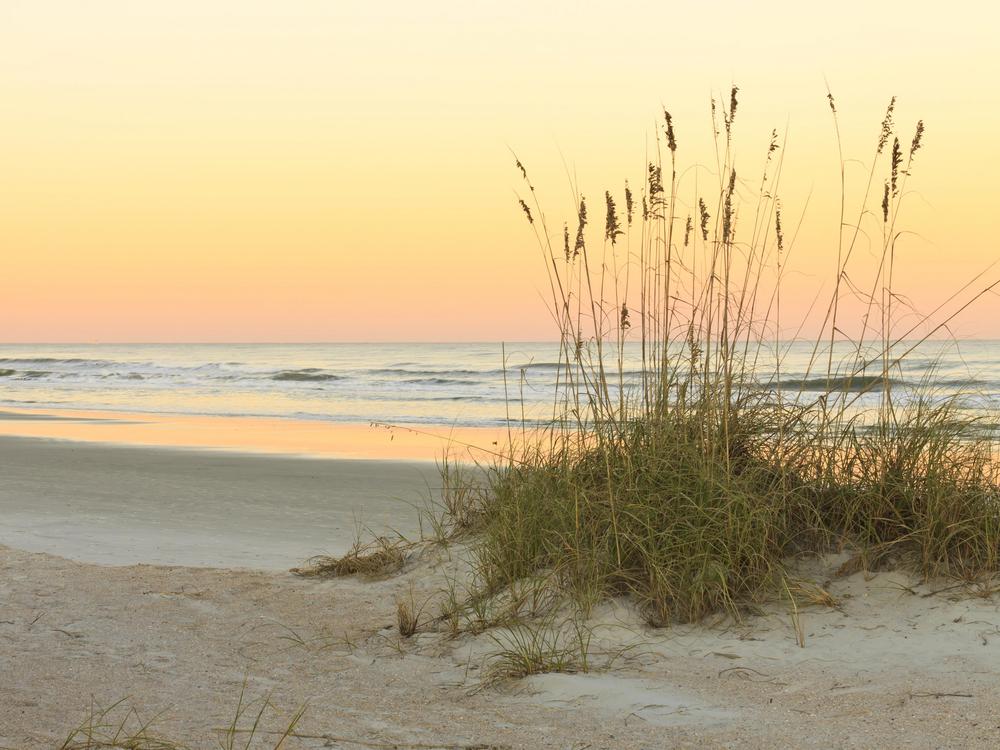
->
[3, 433, 1000, 747]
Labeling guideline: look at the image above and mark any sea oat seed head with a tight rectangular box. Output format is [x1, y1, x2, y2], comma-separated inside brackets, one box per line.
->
[664, 110, 677, 153]
[910, 120, 925, 159]
[518, 199, 533, 224]
[605, 191, 623, 245]
[515, 157, 527, 181]
[891, 138, 902, 196]
[775, 201, 785, 254]
[647, 163, 664, 200]
[877, 97, 896, 154]
[722, 170, 737, 244]
[574, 197, 587, 258]
[725, 85, 740, 134]
[620, 303, 631, 330]
[699, 198, 710, 242]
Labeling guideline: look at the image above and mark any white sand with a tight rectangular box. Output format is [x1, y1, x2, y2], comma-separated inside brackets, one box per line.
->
[4, 541, 1000, 748]
[3, 436, 1000, 747]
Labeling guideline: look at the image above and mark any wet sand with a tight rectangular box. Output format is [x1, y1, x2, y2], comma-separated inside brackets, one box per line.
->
[0, 435, 437, 568]
[0, 406, 503, 461]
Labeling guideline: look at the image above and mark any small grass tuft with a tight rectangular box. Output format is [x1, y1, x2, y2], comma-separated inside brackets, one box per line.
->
[481, 617, 591, 686]
[59, 698, 183, 750]
[395, 586, 432, 638]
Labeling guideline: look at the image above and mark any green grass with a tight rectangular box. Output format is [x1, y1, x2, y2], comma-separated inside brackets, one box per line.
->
[481, 616, 591, 686]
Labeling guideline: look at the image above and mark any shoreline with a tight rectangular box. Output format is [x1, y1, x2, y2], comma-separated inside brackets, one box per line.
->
[0, 406, 505, 462]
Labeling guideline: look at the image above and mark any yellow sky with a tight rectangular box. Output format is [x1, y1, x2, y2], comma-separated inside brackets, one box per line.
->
[1, 1, 997, 341]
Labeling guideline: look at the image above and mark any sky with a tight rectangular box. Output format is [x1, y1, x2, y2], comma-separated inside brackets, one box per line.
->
[0, 1, 998, 342]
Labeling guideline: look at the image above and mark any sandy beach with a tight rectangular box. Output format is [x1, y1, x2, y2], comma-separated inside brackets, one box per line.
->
[2, 430, 1000, 748]
[4, 0, 997, 744]
[4, 540, 1000, 748]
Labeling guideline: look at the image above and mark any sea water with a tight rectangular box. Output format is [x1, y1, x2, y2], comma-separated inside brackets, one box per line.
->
[0, 340, 997, 428]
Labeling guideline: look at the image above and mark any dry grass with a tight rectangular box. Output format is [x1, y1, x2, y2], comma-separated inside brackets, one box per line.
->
[395, 586, 432, 638]
[786, 579, 839, 609]
[291, 536, 408, 579]
[396, 597, 419, 637]
[56, 688, 305, 750]
[59, 699, 184, 750]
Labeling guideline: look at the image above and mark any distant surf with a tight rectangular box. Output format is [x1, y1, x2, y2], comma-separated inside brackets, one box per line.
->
[0, 341, 995, 428]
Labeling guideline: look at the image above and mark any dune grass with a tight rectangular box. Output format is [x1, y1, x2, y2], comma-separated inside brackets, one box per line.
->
[55, 687, 305, 750]
[442, 87, 1000, 628]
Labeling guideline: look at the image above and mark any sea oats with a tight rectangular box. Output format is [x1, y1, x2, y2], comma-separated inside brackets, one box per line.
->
[910, 120, 925, 159]
[604, 191, 623, 245]
[725, 85, 740, 136]
[574, 197, 587, 258]
[518, 199, 533, 225]
[878, 97, 896, 154]
[647, 163, 664, 202]
[775, 201, 785, 254]
[891, 137, 902, 196]
[664, 110, 677, 153]
[722, 170, 737, 244]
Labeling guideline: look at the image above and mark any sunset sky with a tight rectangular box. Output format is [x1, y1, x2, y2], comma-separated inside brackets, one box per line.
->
[1, 1, 997, 342]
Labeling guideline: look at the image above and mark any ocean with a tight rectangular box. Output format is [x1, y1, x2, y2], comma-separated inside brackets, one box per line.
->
[0, 340, 997, 429]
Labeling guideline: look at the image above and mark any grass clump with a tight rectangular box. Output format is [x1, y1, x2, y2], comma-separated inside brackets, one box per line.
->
[292, 535, 409, 579]
[395, 596, 419, 637]
[452, 87, 1000, 628]
[59, 699, 183, 750]
[58, 689, 305, 750]
[481, 617, 592, 686]
[395, 586, 435, 638]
